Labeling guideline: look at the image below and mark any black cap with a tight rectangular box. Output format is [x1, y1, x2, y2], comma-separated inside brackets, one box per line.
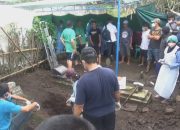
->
[0, 83, 9, 97]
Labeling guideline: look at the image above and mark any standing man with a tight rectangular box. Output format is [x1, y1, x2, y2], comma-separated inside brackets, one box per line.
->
[89, 20, 102, 65]
[139, 23, 150, 66]
[61, 21, 76, 70]
[75, 20, 87, 65]
[0, 83, 40, 130]
[146, 18, 162, 72]
[103, 19, 117, 65]
[74, 47, 121, 130]
[120, 20, 133, 65]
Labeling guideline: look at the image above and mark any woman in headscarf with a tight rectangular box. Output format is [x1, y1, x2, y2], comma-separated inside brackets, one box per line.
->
[154, 35, 180, 103]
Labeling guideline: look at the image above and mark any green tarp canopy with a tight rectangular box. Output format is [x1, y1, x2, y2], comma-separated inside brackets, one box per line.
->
[36, 3, 167, 31]
[136, 3, 167, 26]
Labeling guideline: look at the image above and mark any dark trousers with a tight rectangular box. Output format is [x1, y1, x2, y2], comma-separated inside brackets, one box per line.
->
[10, 112, 32, 130]
[83, 112, 115, 130]
[106, 42, 116, 58]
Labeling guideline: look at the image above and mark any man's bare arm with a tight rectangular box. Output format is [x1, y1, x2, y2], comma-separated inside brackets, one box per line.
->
[21, 102, 38, 112]
[114, 90, 120, 102]
[73, 104, 84, 117]
[60, 37, 65, 46]
[11, 95, 29, 102]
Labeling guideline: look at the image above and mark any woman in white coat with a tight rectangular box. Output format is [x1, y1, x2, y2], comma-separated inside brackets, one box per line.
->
[154, 35, 180, 103]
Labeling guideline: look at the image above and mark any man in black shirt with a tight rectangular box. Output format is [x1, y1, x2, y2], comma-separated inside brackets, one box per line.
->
[89, 20, 102, 64]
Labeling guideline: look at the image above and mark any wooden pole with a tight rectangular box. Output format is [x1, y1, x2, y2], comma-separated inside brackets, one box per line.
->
[0, 59, 47, 81]
[0, 48, 43, 56]
[0, 27, 33, 67]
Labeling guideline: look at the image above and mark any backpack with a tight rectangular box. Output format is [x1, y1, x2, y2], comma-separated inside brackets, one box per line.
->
[102, 25, 111, 42]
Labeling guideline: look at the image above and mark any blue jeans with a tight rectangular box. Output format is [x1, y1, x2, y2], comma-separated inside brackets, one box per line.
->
[147, 49, 160, 62]
[10, 112, 32, 130]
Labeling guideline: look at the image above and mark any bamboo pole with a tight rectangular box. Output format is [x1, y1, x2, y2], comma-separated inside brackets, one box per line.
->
[0, 59, 47, 81]
[0, 27, 33, 67]
[0, 48, 43, 56]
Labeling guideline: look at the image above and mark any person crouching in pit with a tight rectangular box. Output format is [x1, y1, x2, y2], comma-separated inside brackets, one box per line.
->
[0, 83, 40, 130]
[154, 35, 180, 104]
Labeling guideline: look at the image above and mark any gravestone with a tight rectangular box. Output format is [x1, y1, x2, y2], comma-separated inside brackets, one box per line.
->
[8, 82, 24, 96]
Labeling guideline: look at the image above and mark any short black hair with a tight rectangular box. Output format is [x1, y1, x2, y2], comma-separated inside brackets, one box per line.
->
[167, 13, 175, 19]
[67, 20, 73, 27]
[0, 83, 9, 97]
[81, 47, 97, 64]
[35, 115, 96, 130]
[143, 22, 149, 28]
[91, 20, 97, 24]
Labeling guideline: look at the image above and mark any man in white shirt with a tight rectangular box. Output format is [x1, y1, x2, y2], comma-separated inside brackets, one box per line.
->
[103, 19, 117, 65]
[139, 23, 150, 66]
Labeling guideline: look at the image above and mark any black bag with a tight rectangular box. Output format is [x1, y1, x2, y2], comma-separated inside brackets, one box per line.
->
[102, 25, 111, 42]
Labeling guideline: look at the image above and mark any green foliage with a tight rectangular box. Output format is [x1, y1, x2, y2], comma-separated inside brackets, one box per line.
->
[32, 17, 57, 45]
[32, 17, 45, 44]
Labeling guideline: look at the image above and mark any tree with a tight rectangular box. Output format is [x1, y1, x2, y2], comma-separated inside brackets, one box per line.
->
[141, 0, 180, 16]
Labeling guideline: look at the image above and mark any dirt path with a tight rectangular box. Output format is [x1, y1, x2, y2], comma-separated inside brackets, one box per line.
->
[7, 61, 180, 130]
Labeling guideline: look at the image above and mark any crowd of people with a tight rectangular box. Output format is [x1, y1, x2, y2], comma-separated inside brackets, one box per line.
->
[0, 13, 180, 130]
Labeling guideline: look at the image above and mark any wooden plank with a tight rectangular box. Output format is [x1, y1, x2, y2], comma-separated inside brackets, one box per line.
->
[120, 86, 149, 100]
[0, 48, 43, 56]
[121, 92, 152, 104]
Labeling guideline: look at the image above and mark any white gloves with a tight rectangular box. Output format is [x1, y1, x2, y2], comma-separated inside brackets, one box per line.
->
[25, 100, 40, 111]
[158, 59, 170, 66]
[25, 100, 31, 105]
[36, 103, 41, 111]
[158, 59, 165, 64]
[115, 102, 121, 111]
[66, 97, 75, 107]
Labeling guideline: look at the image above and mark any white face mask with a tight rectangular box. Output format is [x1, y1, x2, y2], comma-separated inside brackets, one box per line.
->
[151, 23, 155, 28]
[168, 20, 173, 23]
[142, 27, 145, 31]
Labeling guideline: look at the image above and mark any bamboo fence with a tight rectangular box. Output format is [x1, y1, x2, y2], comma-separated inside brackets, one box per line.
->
[0, 27, 45, 79]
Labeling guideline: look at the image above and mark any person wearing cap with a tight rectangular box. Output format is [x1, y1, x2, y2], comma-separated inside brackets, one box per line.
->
[61, 20, 76, 70]
[0, 83, 40, 130]
[146, 18, 162, 72]
[154, 35, 180, 103]
[120, 20, 133, 65]
[73, 47, 120, 130]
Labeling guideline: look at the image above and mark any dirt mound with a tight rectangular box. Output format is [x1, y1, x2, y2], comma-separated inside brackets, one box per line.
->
[42, 92, 71, 115]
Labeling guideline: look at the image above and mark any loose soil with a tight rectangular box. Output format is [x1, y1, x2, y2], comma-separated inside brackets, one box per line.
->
[6, 59, 180, 130]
